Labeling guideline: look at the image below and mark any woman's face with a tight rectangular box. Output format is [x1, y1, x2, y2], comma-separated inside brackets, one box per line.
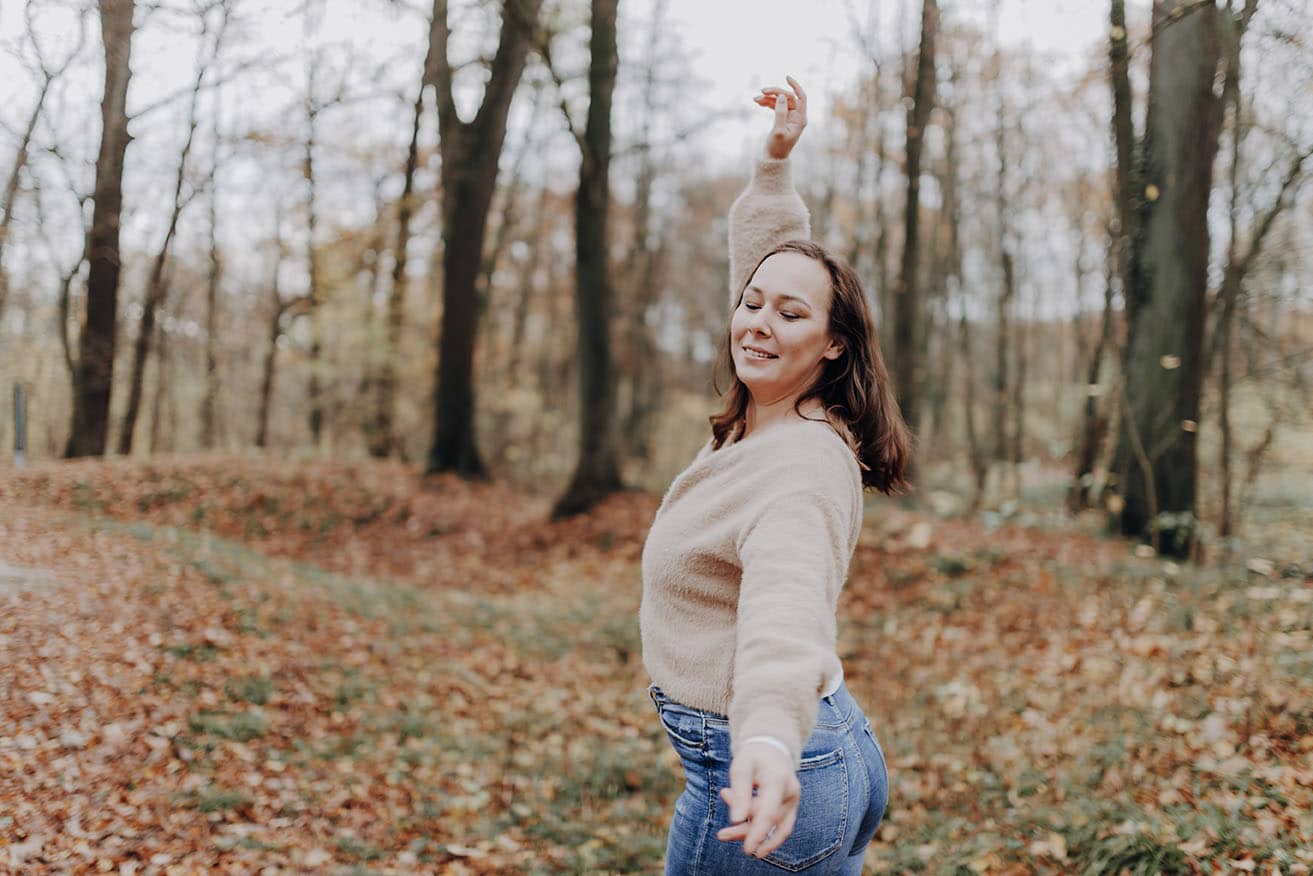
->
[730, 251, 842, 405]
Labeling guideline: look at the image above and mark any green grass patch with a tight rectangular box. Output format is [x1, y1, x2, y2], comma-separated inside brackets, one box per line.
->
[178, 786, 248, 813]
[224, 675, 274, 705]
[188, 709, 269, 741]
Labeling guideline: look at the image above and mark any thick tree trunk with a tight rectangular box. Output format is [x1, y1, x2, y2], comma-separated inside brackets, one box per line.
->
[891, 0, 937, 447]
[66, 0, 135, 458]
[427, 0, 541, 477]
[1111, 0, 1222, 557]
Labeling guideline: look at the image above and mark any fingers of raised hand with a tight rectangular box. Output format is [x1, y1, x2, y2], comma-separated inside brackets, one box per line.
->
[785, 75, 807, 105]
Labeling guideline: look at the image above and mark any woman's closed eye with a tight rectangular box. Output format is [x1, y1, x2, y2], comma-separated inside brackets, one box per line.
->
[744, 303, 801, 320]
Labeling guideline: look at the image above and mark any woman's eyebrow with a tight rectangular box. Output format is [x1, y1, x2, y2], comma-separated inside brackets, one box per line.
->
[746, 285, 811, 307]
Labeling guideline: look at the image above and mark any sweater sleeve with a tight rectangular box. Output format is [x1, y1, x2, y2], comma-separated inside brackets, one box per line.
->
[727, 156, 811, 311]
[728, 444, 858, 766]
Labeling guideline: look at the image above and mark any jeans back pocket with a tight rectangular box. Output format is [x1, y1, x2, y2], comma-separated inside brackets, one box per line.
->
[761, 747, 849, 872]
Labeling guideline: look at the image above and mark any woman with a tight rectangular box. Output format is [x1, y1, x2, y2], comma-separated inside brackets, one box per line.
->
[640, 76, 912, 875]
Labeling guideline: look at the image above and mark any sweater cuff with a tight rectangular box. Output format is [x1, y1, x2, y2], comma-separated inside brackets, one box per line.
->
[750, 157, 796, 195]
[734, 703, 801, 766]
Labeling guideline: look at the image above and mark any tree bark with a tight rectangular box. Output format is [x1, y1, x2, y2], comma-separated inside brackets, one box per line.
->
[1110, 0, 1223, 557]
[200, 116, 222, 451]
[370, 74, 427, 458]
[552, 0, 623, 518]
[256, 213, 288, 450]
[0, 80, 51, 322]
[426, 0, 542, 477]
[891, 0, 937, 450]
[66, 0, 135, 458]
[1068, 232, 1117, 512]
[118, 12, 220, 455]
[303, 86, 325, 449]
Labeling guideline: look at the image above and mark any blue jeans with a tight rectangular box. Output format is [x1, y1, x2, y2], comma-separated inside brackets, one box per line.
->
[648, 682, 888, 875]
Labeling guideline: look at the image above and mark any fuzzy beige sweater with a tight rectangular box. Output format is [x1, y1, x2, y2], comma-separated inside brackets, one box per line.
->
[639, 157, 863, 767]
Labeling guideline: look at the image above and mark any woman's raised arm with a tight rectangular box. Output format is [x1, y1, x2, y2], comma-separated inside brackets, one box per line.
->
[726, 77, 812, 310]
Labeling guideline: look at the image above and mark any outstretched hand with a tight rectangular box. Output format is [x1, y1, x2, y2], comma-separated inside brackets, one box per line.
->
[754, 75, 807, 160]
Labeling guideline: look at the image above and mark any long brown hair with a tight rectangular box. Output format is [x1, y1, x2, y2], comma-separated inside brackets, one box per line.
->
[710, 239, 912, 494]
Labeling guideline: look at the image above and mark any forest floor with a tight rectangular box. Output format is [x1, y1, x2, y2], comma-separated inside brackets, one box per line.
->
[1, 455, 1311, 875]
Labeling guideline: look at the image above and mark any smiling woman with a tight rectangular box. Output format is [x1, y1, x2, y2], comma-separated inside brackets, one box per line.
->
[640, 76, 911, 875]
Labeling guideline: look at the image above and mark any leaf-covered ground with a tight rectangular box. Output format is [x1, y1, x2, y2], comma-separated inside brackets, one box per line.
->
[1, 456, 1311, 874]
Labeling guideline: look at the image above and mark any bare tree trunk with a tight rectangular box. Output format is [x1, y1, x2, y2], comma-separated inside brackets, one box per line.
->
[149, 319, 169, 453]
[0, 4, 84, 321]
[0, 82, 50, 322]
[303, 85, 325, 449]
[66, 0, 135, 458]
[507, 185, 550, 386]
[427, 0, 542, 477]
[1068, 233, 1117, 512]
[200, 106, 223, 450]
[617, 0, 667, 463]
[369, 72, 428, 458]
[991, 70, 1016, 471]
[553, 0, 623, 518]
[119, 11, 220, 455]
[1110, 0, 1223, 557]
[256, 211, 288, 450]
[891, 0, 937, 449]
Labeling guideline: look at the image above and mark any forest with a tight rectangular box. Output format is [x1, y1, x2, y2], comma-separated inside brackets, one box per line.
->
[1, 0, 1312, 872]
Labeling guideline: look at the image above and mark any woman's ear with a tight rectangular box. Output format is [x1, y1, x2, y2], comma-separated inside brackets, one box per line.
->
[823, 339, 844, 361]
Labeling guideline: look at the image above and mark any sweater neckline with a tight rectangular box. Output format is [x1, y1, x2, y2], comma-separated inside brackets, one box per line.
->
[718, 414, 837, 452]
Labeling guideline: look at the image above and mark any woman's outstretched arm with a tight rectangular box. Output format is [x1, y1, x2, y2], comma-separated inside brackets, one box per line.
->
[726, 77, 812, 310]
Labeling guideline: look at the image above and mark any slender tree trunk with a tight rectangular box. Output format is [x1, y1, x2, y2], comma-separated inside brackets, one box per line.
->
[0, 80, 52, 321]
[66, 0, 135, 458]
[200, 108, 222, 449]
[118, 18, 216, 455]
[149, 319, 169, 453]
[891, 0, 937, 447]
[256, 215, 287, 450]
[553, 0, 623, 518]
[370, 78, 427, 458]
[507, 185, 550, 386]
[991, 54, 1016, 469]
[1068, 235, 1117, 512]
[476, 81, 544, 386]
[1110, 0, 1223, 557]
[427, 0, 542, 476]
[304, 92, 325, 449]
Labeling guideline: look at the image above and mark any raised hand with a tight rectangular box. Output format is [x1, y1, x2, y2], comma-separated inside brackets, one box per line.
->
[753, 75, 808, 160]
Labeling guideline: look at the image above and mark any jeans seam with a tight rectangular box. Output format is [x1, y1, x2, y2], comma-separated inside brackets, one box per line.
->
[845, 721, 873, 859]
[694, 715, 713, 874]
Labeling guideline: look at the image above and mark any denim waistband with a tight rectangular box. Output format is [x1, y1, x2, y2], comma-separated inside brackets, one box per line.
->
[648, 681, 860, 731]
